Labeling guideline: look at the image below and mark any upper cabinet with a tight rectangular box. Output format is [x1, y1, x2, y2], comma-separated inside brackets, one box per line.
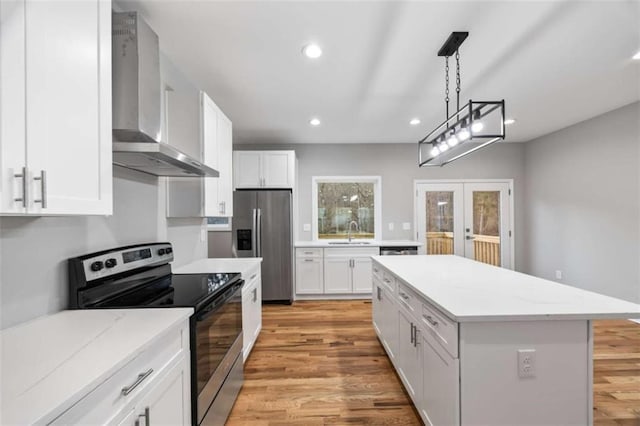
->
[0, 0, 112, 215]
[233, 151, 295, 189]
[166, 91, 233, 217]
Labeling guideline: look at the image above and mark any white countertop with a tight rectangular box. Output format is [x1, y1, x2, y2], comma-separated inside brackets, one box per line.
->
[174, 258, 262, 276]
[1, 308, 193, 425]
[373, 255, 640, 322]
[295, 240, 422, 248]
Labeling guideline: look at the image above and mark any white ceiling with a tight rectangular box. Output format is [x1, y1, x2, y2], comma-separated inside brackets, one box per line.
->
[121, 1, 640, 145]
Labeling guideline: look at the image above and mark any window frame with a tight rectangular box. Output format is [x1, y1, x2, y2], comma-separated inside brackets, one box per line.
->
[311, 176, 382, 242]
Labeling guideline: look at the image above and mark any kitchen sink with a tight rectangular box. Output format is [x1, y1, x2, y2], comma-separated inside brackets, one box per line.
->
[328, 241, 372, 245]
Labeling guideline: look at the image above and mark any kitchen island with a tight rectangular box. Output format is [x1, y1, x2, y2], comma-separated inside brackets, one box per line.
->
[372, 255, 640, 426]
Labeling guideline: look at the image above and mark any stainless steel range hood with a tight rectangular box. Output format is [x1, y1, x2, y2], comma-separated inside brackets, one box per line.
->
[111, 11, 218, 178]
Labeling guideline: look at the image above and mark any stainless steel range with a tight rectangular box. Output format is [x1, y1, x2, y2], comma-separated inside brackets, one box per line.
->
[68, 242, 243, 425]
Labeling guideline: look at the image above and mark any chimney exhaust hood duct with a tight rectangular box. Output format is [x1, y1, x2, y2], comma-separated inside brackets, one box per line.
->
[111, 12, 219, 178]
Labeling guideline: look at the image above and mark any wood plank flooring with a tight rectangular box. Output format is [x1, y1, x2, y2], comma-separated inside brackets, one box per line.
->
[227, 300, 640, 425]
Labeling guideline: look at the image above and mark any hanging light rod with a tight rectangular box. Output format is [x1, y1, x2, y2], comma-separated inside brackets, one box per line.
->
[418, 31, 506, 167]
[437, 32, 468, 57]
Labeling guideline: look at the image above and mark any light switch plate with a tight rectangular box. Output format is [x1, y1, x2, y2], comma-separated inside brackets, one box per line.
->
[303, 223, 311, 232]
[402, 222, 411, 230]
[388, 223, 394, 231]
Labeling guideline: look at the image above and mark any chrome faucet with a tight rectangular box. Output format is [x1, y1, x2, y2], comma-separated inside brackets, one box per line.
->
[347, 221, 359, 242]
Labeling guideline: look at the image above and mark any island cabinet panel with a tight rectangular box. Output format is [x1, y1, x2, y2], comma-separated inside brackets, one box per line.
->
[372, 276, 398, 361]
[396, 306, 423, 405]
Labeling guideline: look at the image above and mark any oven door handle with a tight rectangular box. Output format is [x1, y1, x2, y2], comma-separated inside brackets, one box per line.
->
[195, 282, 243, 322]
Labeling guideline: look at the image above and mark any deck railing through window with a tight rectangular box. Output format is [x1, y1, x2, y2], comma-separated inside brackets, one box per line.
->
[426, 232, 501, 266]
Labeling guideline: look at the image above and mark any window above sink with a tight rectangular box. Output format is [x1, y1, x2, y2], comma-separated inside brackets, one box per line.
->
[311, 176, 382, 242]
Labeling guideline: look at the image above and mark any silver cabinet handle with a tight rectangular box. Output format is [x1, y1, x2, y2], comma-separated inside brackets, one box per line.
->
[121, 368, 153, 396]
[222, 201, 226, 214]
[252, 287, 257, 302]
[33, 170, 47, 208]
[376, 286, 382, 301]
[383, 278, 391, 284]
[410, 322, 415, 344]
[423, 314, 438, 327]
[414, 328, 421, 347]
[373, 267, 379, 273]
[304, 259, 314, 262]
[303, 251, 314, 255]
[399, 292, 409, 300]
[219, 202, 224, 214]
[14, 166, 27, 207]
[250, 273, 257, 281]
[135, 407, 150, 426]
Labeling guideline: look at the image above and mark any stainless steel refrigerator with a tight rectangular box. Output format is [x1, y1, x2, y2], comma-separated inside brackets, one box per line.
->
[232, 190, 293, 303]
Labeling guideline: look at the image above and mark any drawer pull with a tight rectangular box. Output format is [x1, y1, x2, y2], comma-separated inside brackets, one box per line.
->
[383, 278, 391, 284]
[423, 314, 438, 327]
[304, 251, 314, 255]
[250, 273, 257, 281]
[304, 259, 314, 262]
[399, 292, 409, 300]
[121, 368, 153, 396]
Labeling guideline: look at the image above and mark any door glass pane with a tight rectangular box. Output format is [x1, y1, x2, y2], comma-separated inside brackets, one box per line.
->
[472, 191, 501, 266]
[425, 192, 454, 254]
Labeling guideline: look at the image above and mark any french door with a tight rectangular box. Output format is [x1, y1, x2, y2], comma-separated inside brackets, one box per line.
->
[416, 181, 513, 269]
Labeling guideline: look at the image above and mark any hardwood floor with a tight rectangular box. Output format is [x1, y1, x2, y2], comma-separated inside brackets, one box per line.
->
[228, 300, 640, 425]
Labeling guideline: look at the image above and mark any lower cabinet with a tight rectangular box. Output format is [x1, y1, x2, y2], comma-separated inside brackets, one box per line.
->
[241, 264, 262, 362]
[296, 256, 324, 293]
[51, 319, 191, 425]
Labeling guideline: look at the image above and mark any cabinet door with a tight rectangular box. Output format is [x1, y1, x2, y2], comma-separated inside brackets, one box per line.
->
[421, 329, 460, 426]
[234, 151, 261, 188]
[0, 0, 27, 214]
[216, 111, 233, 216]
[202, 92, 220, 217]
[397, 309, 422, 405]
[262, 152, 292, 188]
[323, 257, 352, 293]
[352, 257, 373, 293]
[296, 258, 324, 294]
[25, 0, 112, 215]
[135, 358, 190, 426]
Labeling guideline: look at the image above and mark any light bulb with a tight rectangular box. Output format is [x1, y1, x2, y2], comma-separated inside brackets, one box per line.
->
[447, 133, 459, 147]
[457, 128, 470, 141]
[430, 146, 440, 157]
[439, 142, 449, 152]
[302, 44, 323, 59]
[471, 121, 484, 133]
[309, 118, 321, 126]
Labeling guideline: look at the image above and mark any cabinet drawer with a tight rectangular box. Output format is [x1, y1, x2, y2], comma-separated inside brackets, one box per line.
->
[51, 324, 186, 425]
[380, 271, 396, 294]
[324, 247, 378, 257]
[421, 302, 458, 358]
[242, 266, 261, 296]
[372, 262, 383, 280]
[296, 248, 323, 258]
[397, 282, 420, 314]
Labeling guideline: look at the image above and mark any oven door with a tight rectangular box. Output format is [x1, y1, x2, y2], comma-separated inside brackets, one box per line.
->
[193, 281, 243, 425]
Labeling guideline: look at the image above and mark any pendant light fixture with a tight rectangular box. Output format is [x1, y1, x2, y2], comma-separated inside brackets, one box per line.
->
[419, 32, 506, 167]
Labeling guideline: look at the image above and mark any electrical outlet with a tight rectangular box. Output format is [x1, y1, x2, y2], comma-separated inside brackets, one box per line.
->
[555, 270, 562, 280]
[402, 222, 411, 230]
[303, 223, 311, 232]
[518, 349, 536, 378]
[388, 222, 394, 231]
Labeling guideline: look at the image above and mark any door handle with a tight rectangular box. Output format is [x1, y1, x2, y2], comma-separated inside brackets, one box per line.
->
[410, 322, 415, 344]
[466, 235, 475, 240]
[135, 407, 150, 426]
[14, 166, 27, 207]
[251, 209, 257, 257]
[33, 170, 47, 208]
[252, 287, 257, 302]
[256, 208, 262, 257]
[377, 286, 382, 301]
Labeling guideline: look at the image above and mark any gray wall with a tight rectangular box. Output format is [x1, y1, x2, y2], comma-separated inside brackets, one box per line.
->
[524, 102, 640, 303]
[235, 143, 527, 270]
[0, 52, 207, 330]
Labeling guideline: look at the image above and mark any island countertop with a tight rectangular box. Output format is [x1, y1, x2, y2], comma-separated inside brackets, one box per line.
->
[373, 255, 640, 322]
[0, 308, 193, 425]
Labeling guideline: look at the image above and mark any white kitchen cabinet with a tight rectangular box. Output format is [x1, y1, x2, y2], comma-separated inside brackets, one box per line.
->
[323, 247, 378, 294]
[372, 277, 398, 362]
[233, 150, 295, 189]
[50, 317, 191, 426]
[167, 91, 233, 218]
[241, 264, 262, 361]
[421, 327, 460, 426]
[397, 306, 423, 405]
[295, 248, 324, 294]
[0, 0, 112, 215]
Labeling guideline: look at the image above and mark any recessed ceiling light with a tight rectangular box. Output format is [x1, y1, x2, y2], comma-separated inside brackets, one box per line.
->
[302, 43, 322, 59]
[409, 118, 421, 126]
[504, 118, 516, 125]
[309, 118, 321, 126]
[633, 50, 640, 60]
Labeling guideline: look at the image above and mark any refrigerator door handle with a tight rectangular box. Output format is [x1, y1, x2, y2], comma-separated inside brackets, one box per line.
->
[251, 208, 258, 257]
[256, 208, 262, 257]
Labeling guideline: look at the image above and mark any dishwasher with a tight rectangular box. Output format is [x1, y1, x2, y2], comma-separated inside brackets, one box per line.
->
[379, 246, 418, 255]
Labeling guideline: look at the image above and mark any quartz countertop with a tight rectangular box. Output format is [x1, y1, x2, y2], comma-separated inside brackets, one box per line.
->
[174, 258, 262, 276]
[0, 308, 193, 425]
[295, 240, 422, 248]
[373, 255, 640, 322]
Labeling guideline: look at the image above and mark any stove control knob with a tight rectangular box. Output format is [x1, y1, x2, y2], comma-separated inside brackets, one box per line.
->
[166, 247, 173, 254]
[90, 261, 104, 272]
[105, 258, 117, 268]
[158, 248, 166, 256]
